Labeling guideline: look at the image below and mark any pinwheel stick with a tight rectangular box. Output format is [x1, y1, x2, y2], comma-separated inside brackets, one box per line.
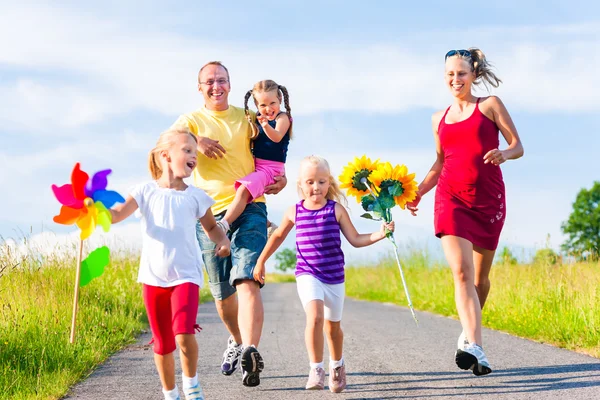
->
[69, 239, 84, 343]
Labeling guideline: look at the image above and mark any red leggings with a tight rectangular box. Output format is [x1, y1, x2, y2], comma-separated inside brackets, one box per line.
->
[143, 282, 199, 355]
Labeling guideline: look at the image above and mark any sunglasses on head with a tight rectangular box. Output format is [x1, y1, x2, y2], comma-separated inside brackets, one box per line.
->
[445, 49, 472, 60]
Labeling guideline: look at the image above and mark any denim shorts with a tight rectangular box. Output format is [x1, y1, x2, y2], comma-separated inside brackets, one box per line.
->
[196, 202, 267, 300]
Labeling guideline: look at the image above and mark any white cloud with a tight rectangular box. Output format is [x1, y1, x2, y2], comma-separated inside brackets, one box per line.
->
[0, 5, 598, 135]
[1, 4, 595, 262]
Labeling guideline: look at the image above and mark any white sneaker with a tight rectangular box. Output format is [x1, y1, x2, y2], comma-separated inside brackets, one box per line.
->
[221, 335, 242, 375]
[183, 384, 205, 400]
[457, 331, 469, 350]
[455, 343, 492, 376]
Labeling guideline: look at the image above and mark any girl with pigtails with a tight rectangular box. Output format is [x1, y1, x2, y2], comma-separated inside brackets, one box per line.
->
[407, 48, 524, 376]
[216, 79, 293, 235]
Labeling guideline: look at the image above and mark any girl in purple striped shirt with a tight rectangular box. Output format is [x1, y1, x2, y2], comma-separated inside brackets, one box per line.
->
[255, 155, 394, 393]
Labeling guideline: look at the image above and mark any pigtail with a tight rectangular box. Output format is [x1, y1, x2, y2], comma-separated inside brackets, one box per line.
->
[148, 150, 162, 180]
[244, 89, 259, 139]
[278, 85, 293, 139]
[468, 47, 502, 91]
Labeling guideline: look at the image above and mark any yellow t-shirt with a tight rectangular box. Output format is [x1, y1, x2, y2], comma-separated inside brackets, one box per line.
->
[172, 105, 264, 215]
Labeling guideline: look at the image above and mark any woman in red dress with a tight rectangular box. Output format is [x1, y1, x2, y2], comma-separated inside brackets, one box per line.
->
[407, 48, 524, 376]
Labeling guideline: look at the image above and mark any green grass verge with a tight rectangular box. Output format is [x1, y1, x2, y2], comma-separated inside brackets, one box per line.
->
[345, 255, 600, 358]
[0, 255, 211, 400]
[2, 251, 598, 399]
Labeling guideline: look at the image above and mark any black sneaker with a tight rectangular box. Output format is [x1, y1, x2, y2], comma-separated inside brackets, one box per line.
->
[241, 345, 264, 387]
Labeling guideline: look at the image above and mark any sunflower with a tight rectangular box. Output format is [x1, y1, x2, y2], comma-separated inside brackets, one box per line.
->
[369, 162, 418, 209]
[339, 155, 380, 201]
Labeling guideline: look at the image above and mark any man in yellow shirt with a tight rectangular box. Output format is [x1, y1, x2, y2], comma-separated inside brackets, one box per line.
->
[172, 61, 286, 388]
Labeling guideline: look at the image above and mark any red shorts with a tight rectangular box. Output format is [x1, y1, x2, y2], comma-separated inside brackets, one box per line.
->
[143, 282, 200, 355]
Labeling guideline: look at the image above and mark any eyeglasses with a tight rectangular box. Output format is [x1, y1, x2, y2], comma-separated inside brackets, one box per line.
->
[199, 78, 229, 86]
[445, 49, 471, 60]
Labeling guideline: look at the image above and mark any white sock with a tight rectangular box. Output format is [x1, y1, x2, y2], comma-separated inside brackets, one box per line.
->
[310, 361, 324, 370]
[182, 373, 198, 389]
[162, 386, 180, 400]
[330, 357, 344, 369]
[242, 344, 257, 352]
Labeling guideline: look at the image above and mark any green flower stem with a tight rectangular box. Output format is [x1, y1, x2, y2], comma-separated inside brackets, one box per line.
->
[388, 235, 419, 325]
[360, 177, 418, 325]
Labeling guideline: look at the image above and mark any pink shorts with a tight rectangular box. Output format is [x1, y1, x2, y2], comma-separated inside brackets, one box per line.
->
[143, 282, 199, 355]
[235, 158, 285, 202]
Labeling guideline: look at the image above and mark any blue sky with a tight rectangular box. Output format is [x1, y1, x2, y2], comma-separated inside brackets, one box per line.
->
[1, 1, 598, 265]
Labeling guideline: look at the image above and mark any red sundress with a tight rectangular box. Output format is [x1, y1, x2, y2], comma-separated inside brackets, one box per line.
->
[434, 98, 506, 251]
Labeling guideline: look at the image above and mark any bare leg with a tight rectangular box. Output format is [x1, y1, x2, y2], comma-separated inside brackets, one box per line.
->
[324, 320, 343, 361]
[222, 187, 251, 227]
[441, 235, 483, 345]
[304, 300, 325, 363]
[215, 294, 242, 344]
[236, 280, 264, 346]
[154, 352, 176, 390]
[176, 334, 198, 378]
[473, 245, 495, 309]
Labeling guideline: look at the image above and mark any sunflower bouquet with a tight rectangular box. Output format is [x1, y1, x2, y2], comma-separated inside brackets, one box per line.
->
[339, 155, 419, 324]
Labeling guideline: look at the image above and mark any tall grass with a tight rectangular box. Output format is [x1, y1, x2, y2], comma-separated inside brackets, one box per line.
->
[2, 242, 598, 399]
[345, 253, 600, 358]
[0, 251, 212, 400]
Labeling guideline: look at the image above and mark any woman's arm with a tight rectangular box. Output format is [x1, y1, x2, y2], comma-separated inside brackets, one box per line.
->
[406, 111, 445, 216]
[418, 111, 445, 196]
[482, 96, 524, 165]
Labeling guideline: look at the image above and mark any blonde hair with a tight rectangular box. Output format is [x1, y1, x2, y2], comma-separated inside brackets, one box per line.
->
[198, 61, 230, 83]
[297, 155, 348, 208]
[148, 127, 197, 180]
[244, 79, 293, 140]
[449, 47, 502, 91]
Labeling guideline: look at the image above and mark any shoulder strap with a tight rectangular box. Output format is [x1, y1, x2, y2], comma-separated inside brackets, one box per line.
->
[438, 106, 452, 132]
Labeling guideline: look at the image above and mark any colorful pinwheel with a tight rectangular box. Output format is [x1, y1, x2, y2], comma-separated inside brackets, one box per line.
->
[340, 156, 420, 325]
[52, 163, 124, 240]
[51, 163, 124, 343]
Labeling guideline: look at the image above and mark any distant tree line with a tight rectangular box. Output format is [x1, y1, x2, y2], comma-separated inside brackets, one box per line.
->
[498, 181, 600, 265]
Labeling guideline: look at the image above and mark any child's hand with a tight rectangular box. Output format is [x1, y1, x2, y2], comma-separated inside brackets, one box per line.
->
[215, 238, 231, 258]
[253, 263, 266, 285]
[381, 221, 395, 237]
[257, 114, 270, 128]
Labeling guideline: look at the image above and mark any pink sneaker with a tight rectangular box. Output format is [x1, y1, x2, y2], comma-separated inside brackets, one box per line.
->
[305, 367, 325, 390]
[329, 365, 347, 393]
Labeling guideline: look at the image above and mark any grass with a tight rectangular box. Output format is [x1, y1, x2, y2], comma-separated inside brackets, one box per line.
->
[0, 251, 211, 400]
[345, 253, 600, 358]
[2, 242, 598, 399]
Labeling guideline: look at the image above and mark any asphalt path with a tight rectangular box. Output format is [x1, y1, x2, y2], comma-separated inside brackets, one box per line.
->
[65, 283, 600, 399]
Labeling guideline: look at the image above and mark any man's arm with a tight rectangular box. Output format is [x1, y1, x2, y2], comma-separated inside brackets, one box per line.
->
[264, 174, 287, 195]
[172, 114, 226, 159]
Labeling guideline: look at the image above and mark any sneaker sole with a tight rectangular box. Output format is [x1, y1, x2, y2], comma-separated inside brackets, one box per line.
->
[241, 351, 264, 387]
[305, 384, 324, 390]
[329, 385, 346, 393]
[455, 349, 492, 376]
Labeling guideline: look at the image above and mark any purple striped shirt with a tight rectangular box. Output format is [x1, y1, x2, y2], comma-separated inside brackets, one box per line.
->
[295, 200, 345, 284]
